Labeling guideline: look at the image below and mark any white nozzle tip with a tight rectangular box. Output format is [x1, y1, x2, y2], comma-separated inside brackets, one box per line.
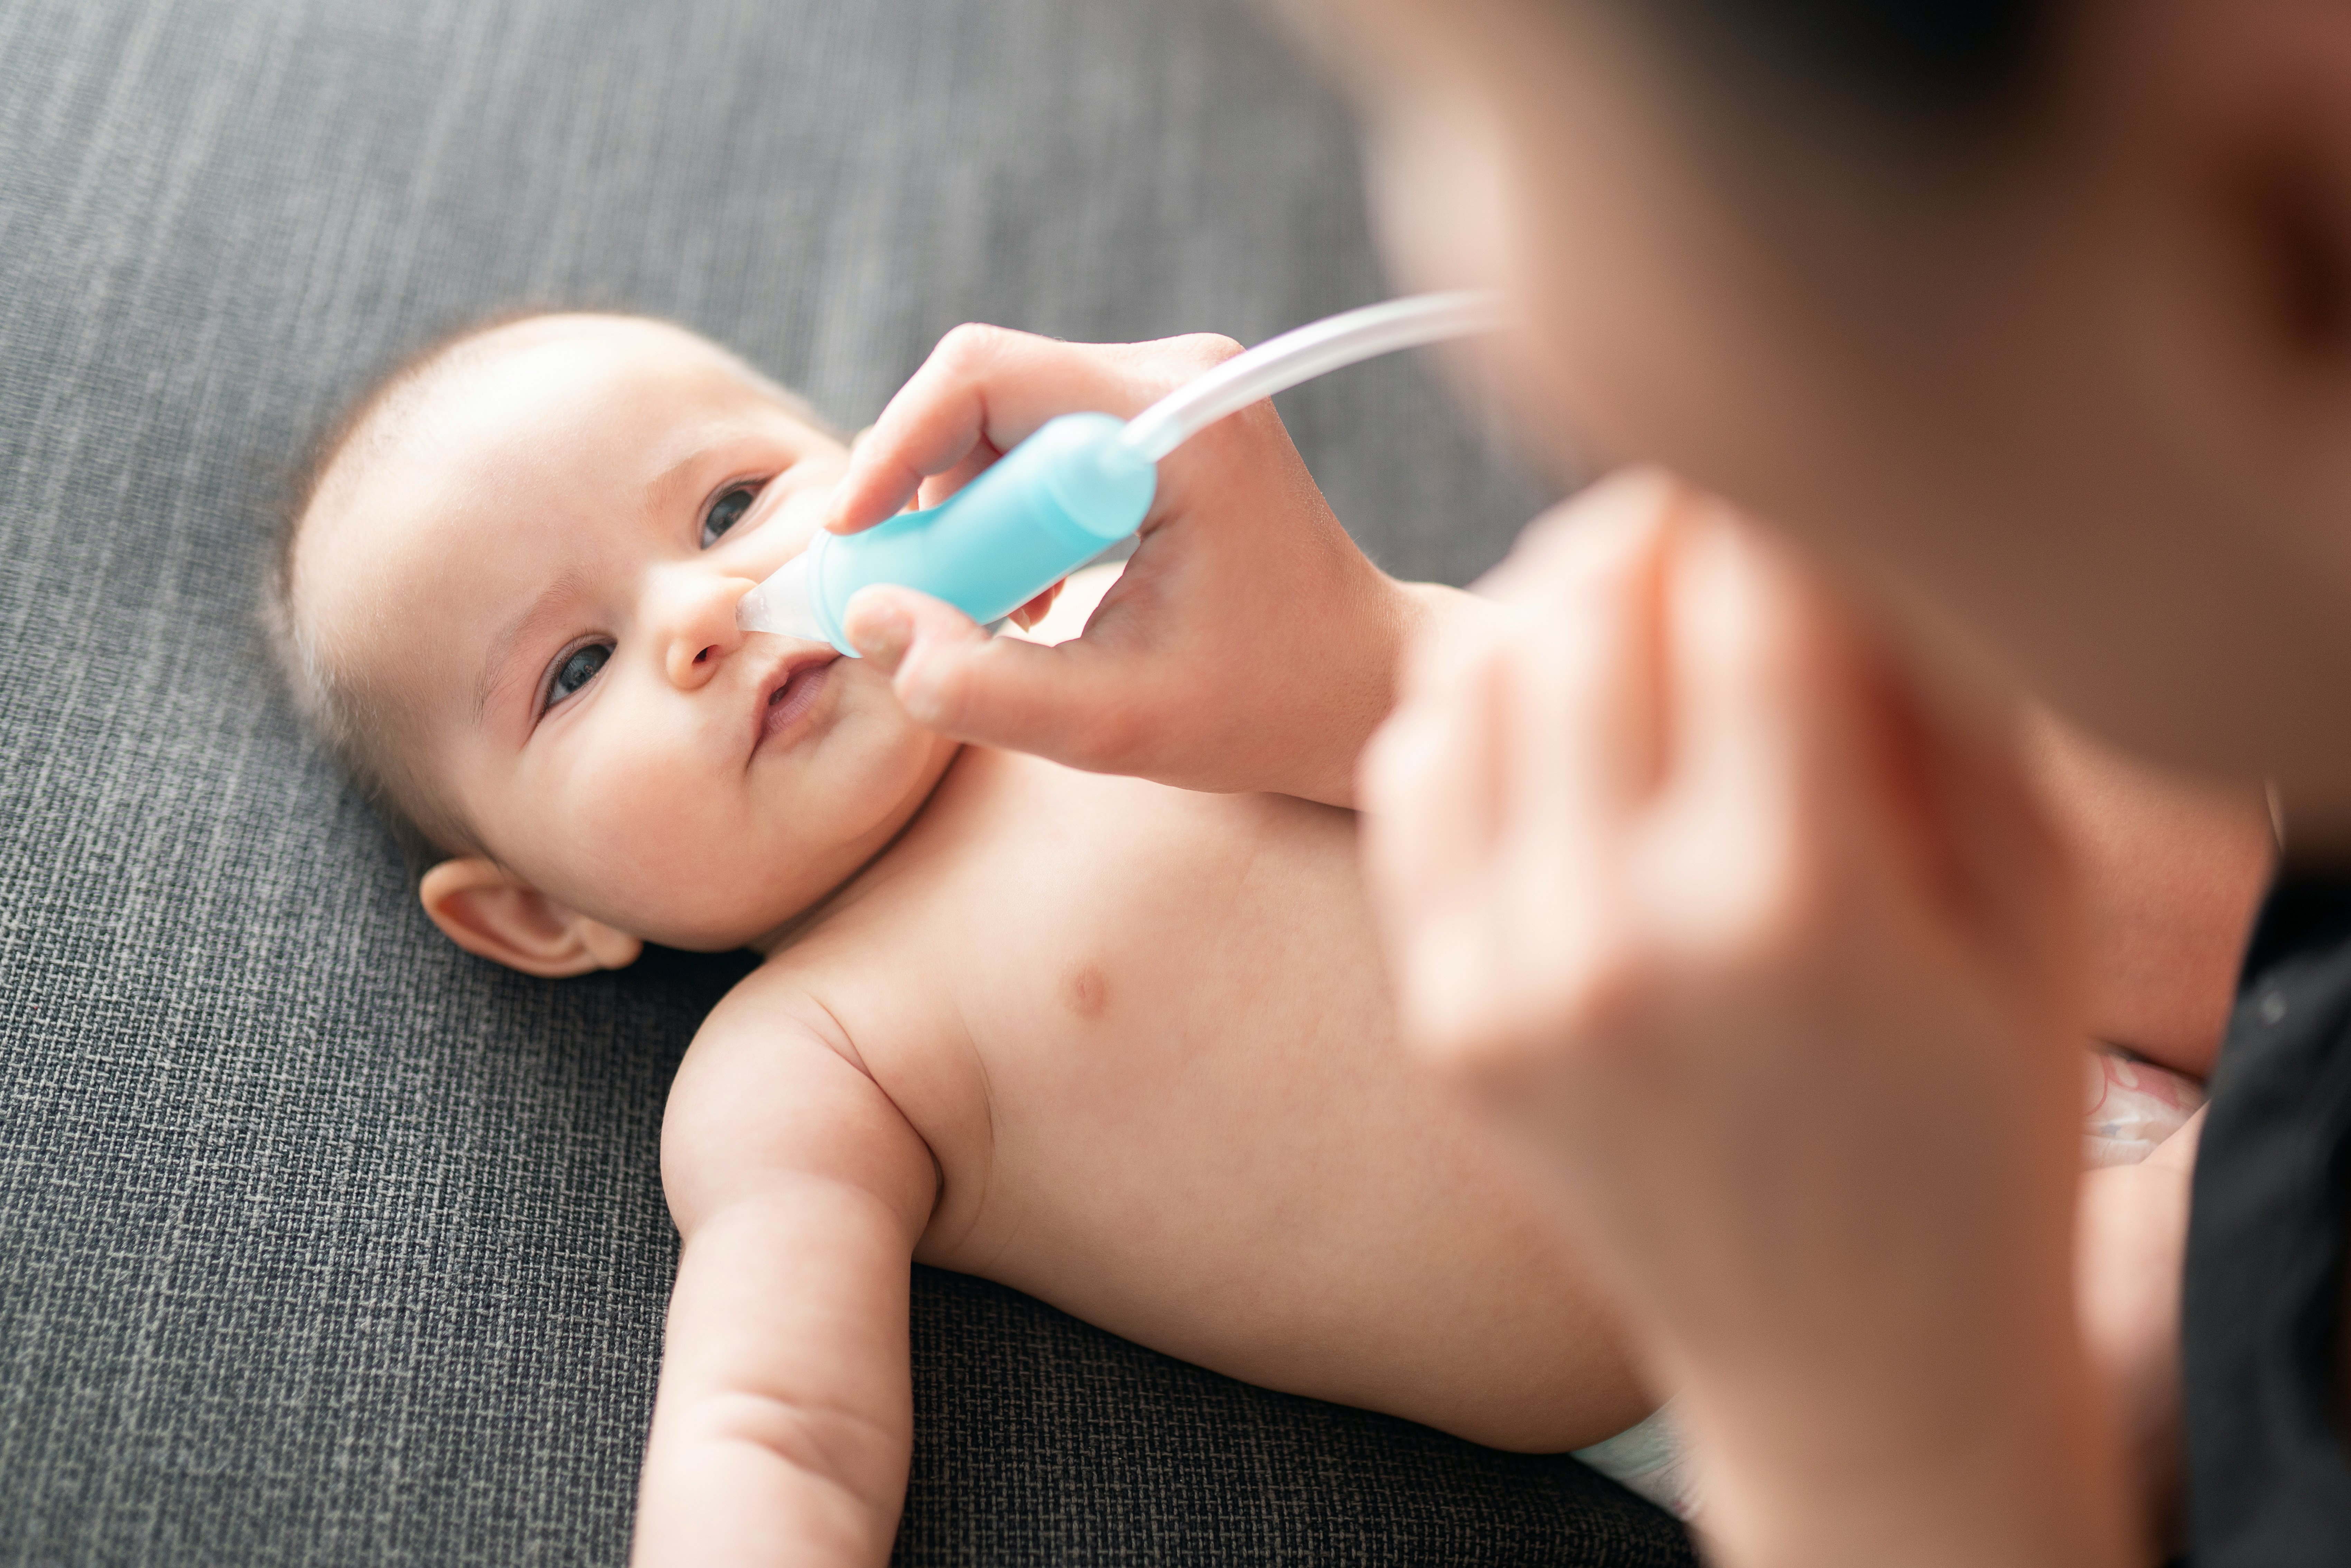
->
[737, 554, 827, 641]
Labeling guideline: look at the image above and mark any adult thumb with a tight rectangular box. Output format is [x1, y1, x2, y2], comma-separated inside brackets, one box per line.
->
[843, 584, 1128, 767]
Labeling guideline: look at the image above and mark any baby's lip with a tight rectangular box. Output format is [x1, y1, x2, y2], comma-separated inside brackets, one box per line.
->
[750, 648, 841, 759]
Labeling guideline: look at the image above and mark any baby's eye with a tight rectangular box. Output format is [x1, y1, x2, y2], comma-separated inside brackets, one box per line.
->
[701, 483, 762, 548]
[546, 642, 611, 709]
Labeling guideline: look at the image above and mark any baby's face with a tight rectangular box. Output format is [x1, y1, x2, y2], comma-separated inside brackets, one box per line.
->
[298, 316, 957, 951]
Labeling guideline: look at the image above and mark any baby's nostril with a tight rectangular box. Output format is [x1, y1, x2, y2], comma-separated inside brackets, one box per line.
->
[694, 646, 713, 665]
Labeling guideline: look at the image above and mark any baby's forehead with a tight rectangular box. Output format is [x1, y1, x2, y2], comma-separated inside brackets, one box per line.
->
[294, 314, 802, 675]
[308, 315, 788, 555]
[388, 314, 776, 454]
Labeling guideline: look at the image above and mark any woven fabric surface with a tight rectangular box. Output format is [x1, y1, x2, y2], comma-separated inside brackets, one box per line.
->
[0, 0, 1689, 1562]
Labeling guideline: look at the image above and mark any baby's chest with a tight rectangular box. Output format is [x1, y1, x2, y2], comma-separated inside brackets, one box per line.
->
[898, 858, 1482, 1297]
[959, 810, 1388, 1082]
[835, 766, 1406, 1242]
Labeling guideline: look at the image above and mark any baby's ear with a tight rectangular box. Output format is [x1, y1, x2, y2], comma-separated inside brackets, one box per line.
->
[418, 857, 643, 978]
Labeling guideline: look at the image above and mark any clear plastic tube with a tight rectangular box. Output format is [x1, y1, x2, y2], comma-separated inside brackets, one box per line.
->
[1117, 291, 1509, 463]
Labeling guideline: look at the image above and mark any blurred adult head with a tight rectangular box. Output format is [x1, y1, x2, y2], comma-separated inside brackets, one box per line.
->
[1297, 0, 2351, 824]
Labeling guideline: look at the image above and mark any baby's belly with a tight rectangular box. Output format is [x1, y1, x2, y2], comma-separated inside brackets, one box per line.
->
[957, 1032, 1644, 1451]
[909, 779, 1648, 1451]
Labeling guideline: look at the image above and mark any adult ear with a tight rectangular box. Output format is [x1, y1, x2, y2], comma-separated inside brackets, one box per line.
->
[418, 857, 644, 978]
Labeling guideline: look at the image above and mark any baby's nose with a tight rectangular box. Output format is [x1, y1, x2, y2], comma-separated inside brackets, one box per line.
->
[658, 571, 748, 689]
[666, 633, 730, 689]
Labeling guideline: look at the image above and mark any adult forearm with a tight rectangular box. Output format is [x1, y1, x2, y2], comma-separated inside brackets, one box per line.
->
[1280, 578, 1481, 809]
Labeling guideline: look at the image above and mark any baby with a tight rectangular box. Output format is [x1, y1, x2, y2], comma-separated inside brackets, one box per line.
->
[272, 311, 2238, 1564]
[274, 312, 1662, 1565]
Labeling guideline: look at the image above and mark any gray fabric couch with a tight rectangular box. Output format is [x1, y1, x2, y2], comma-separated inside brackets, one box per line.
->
[0, 1, 1696, 1561]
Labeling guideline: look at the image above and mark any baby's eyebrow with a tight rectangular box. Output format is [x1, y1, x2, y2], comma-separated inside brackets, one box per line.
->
[645, 440, 721, 516]
[643, 419, 784, 518]
[474, 567, 593, 726]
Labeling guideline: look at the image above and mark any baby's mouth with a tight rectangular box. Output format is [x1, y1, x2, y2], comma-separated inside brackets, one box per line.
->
[756, 654, 839, 754]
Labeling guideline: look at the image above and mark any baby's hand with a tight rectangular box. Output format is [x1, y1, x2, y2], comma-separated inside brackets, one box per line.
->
[1359, 473, 2137, 1567]
[829, 326, 1433, 806]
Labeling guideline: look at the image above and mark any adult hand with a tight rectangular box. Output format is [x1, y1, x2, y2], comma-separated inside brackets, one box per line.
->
[1359, 472, 2137, 1568]
[2078, 1110, 2203, 1554]
[828, 325, 1441, 806]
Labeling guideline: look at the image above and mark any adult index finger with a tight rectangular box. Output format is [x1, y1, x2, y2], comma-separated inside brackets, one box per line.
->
[827, 327, 1180, 536]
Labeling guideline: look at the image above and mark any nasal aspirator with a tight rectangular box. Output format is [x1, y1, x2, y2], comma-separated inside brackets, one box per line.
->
[736, 292, 1509, 653]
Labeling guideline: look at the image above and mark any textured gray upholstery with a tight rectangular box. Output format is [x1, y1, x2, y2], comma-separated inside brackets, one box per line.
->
[0, 1, 1691, 1562]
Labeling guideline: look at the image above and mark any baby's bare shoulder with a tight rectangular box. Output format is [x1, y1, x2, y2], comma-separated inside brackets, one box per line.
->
[662, 960, 939, 1237]
[697, 953, 864, 1059]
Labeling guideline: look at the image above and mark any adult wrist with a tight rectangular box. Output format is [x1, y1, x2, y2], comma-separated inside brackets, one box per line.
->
[1688, 1320, 2138, 1568]
[1287, 573, 1448, 808]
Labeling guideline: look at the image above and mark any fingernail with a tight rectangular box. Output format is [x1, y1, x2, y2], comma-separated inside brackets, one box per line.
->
[846, 598, 912, 672]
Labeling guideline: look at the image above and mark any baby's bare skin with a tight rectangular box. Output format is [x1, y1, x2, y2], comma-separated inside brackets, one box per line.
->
[706, 744, 1636, 1428]
[650, 746, 1644, 1560]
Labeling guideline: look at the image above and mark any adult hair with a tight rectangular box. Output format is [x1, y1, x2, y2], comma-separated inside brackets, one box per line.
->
[1647, 0, 2052, 135]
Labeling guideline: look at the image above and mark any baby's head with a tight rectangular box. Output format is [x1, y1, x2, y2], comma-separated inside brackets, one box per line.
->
[271, 313, 957, 974]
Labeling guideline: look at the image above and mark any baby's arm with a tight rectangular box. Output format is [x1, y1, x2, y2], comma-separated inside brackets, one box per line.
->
[632, 996, 937, 1568]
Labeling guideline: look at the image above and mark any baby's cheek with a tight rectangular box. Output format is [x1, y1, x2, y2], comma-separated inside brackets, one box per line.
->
[569, 727, 862, 948]
[528, 737, 745, 934]
[528, 669, 939, 949]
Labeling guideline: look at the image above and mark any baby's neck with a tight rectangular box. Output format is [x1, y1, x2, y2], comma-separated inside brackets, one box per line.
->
[745, 739, 969, 957]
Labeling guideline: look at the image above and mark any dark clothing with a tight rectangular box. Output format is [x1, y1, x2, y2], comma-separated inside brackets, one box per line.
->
[2185, 874, 2351, 1562]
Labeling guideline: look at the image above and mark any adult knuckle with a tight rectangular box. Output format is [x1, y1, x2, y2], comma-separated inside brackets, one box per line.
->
[899, 642, 972, 731]
[1401, 627, 1475, 698]
[1120, 332, 1249, 406]
[1172, 331, 1245, 370]
[1533, 934, 1656, 1046]
[1699, 828, 1839, 978]
[934, 321, 1011, 373]
[1406, 987, 1522, 1081]
[1358, 722, 1427, 815]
